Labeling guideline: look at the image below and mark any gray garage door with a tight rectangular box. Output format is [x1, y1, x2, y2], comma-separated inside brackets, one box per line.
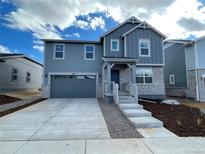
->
[51, 75, 96, 98]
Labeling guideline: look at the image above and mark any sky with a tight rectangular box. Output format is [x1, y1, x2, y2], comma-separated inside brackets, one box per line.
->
[0, 0, 205, 64]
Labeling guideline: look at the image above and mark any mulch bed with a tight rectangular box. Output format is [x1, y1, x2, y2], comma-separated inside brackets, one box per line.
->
[0, 94, 21, 105]
[0, 98, 46, 117]
[98, 98, 142, 138]
[139, 101, 205, 137]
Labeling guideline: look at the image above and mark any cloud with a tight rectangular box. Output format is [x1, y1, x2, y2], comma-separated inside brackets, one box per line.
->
[2, 0, 205, 40]
[0, 44, 12, 53]
[177, 17, 205, 31]
[74, 16, 105, 30]
[65, 33, 80, 38]
[33, 45, 44, 52]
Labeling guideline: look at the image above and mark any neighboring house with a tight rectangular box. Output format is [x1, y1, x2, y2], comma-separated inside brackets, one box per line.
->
[0, 53, 43, 93]
[42, 16, 166, 100]
[164, 35, 205, 102]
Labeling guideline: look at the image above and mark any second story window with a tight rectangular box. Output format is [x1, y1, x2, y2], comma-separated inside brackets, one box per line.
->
[26, 72, 31, 83]
[84, 45, 95, 60]
[54, 44, 65, 59]
[11, 68, 18, 82]
[139, 39, 150, 57]
[110, 39, 119, 51]
[169, 75, 175, 85]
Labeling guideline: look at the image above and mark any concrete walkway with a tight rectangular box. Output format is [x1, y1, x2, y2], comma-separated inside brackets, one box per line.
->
[0, 98, 110, 141]
[1, 137, 205, 154]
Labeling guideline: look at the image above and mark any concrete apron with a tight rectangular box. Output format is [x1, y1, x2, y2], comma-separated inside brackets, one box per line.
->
[0, 98, 110, 141]
[1, 137, 205, 154]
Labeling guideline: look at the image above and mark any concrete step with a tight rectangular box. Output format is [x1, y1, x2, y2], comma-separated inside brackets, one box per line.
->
[119, 104, 143, 109]
[119, 99, 136, 104]
[129, 117, 163, 128]
[137, 127, 177, 138]
[119, 96, 136, 100]
[123, 109, 151, 117]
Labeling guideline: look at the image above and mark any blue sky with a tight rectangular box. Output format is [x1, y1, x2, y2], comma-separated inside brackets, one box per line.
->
[0, 0, 205, 64]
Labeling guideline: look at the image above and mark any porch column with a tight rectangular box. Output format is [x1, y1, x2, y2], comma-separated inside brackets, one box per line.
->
[107, 63, 111, 93]
[131, 64, 136, 83]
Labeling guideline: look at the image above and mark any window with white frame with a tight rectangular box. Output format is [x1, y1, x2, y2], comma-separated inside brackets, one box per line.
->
[139, 39, 150, 57]
[26, 72, 31, 83]
[84, 45, 95, 60]
[169, 75, 175, 85]
[136, 68, 153, 84]
[110, 39, 119, 51]
[54, 44, 65, 59]
[11, 68, 18, 82]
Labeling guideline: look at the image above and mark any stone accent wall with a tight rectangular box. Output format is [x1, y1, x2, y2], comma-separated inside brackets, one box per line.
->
[137, 67, 165, 96]
[120, 68, 131, 91]
[198, 69, 205, 102]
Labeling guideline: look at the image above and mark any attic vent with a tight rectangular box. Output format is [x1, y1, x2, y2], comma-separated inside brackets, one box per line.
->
[130, 18, 139, 24]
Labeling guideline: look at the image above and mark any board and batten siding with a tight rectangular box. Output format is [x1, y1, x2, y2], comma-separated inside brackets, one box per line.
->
[164, 43, 187, 88]
[196, 38, 205, 68]
[104, 23, 138, 57]
[185, 45, 195, 70]
[126, 28, 163, 64]
[43, 42, 103, 84]
[0, 58, 42, 92]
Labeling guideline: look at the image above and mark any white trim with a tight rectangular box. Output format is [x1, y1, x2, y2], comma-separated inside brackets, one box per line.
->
[103, 37, 106, 57]
[48, 72, 98, 98]
[11, 67, 18, 82]
[194, 42, 199, 101]
[163, 42, 176, 50]
[136, 67, 153, 84]
[169, 75, 175, 85]
[122, 23, 144, 37]
[136, 64, 164, 66]
[101, 16, 141, 37]
[124, 36, 127, 57]
[139, 39, 151, 57]
[84, 44, 95, 60]
[184, 47, 189, 87]
[162, 37, 165, 66]
[53, 43, 65, 60]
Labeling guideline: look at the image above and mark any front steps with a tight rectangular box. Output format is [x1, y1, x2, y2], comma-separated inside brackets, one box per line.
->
[117, 95, 177, 138]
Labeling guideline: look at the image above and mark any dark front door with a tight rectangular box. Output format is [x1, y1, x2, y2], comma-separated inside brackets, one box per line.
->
[111, 70, 120, 85]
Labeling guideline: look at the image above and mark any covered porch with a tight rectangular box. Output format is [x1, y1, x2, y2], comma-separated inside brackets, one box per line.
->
[102, 57, 138, 97]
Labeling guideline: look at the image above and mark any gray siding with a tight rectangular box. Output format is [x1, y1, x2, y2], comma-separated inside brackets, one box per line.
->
[196, 38, 205, 68]
[126, 28, 163, 64]
[0, 58, 42, 92]
[164, 43, 187, 88]
[104, 23, 138, 57]
[43, 42, 102, 85]
[185, 45, 195, 70]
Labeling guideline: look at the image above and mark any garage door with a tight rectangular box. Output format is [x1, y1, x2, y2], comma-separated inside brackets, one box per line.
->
[50, 75, 96, 98]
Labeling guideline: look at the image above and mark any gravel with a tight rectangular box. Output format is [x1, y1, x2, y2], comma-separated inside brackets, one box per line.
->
[98, 98, 142, 138]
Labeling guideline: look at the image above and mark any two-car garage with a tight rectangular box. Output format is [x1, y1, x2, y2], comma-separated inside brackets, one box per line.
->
[50, 75, 97, 98]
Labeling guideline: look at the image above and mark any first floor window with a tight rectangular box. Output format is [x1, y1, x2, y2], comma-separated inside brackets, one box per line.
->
[54, 44, 64, 59]
[136, 68, 153, 84]
[169, 75, 175, 85]
[26, 72, 31, 83]
[11, 68, 18, 82]
[85, 45, 95, 60]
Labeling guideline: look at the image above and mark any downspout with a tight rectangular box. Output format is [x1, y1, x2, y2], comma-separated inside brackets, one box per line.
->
[124, 36, 127, 57]
[194, 42, 200, 101]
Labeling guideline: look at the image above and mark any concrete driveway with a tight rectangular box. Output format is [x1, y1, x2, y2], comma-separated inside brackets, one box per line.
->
[0, 98, 110, 141]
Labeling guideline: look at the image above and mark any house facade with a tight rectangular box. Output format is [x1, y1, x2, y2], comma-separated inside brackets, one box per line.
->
[0, 53, 43, 93]
[42, 17, 166, 100]
[164, 36, 205, 102]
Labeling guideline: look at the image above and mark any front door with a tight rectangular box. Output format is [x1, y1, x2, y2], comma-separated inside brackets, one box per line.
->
[111, 70, 120, 85]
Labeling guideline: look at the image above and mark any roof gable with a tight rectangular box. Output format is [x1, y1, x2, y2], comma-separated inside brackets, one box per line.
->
[121, 21, 167, 38]
[101, 16, 142, 37]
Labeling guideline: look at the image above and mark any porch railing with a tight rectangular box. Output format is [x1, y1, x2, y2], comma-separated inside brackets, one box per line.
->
[112, 82, 119, 104]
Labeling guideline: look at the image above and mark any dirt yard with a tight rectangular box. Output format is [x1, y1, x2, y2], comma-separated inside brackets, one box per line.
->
[1, 90, 41, 99]
[0, 94, 21, 105]
[139, 101, 205, 137]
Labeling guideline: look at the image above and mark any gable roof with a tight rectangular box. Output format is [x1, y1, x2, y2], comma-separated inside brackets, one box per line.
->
[195, 35, 205, 42]
[42, 39, 100, 44]
[0, 53, 43, 66]
[100, 16, 142, 38]
[121, 21, 167, 38]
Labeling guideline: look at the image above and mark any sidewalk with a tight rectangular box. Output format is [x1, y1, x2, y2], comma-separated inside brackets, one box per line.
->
[1, 137, 205, 154]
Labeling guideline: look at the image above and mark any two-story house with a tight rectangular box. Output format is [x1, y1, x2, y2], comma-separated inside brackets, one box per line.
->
[42, 16, 166, 100]
[164, 36, 205, 102]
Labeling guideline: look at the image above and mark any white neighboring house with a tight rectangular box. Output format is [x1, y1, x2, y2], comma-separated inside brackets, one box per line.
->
[164, 35, 205, 102]
[0, 53, 43, 93]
